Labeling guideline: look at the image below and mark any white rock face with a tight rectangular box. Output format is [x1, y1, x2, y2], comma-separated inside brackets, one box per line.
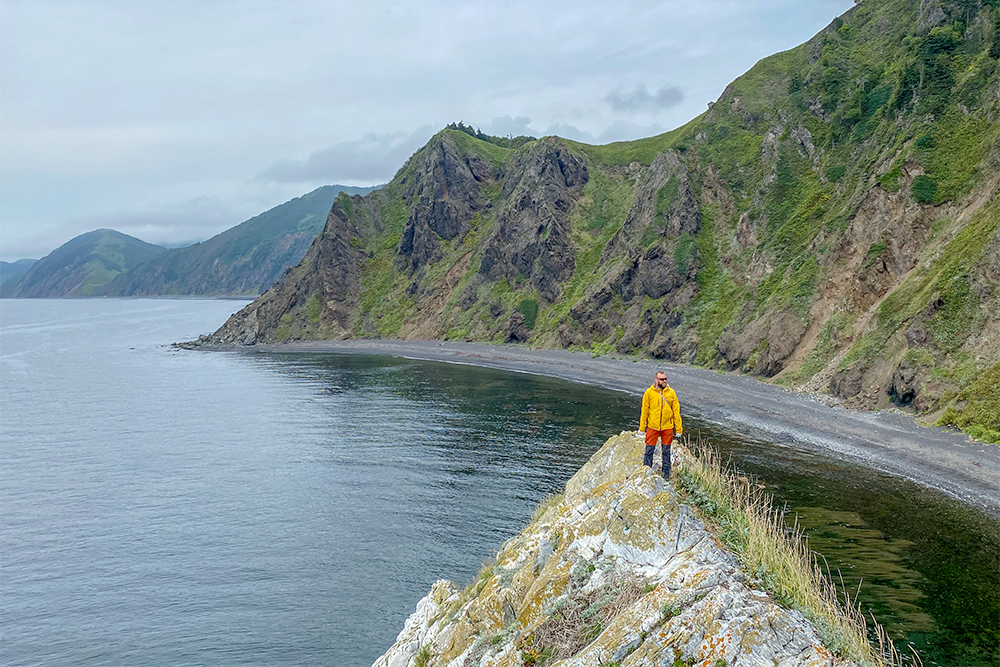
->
[372, 432, 854, 667]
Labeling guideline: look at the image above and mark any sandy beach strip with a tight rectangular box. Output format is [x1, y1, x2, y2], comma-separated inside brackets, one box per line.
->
[215, 339, 1000, 519]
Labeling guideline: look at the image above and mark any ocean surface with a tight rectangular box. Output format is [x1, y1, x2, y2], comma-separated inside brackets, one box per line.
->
[1, 299, 997, 666]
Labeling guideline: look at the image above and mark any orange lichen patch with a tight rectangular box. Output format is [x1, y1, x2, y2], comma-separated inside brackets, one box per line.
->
[686, 570, 716, 590]
[509, 561, 540, 598]
[697, 629, 733, 665]
[481, 646, 524, 667]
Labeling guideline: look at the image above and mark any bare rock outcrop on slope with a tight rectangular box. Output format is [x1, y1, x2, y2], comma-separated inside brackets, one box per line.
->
[479, 138, 588, 303]
[204, 198, 362, 345]
[372, 433, 851, 667]
[397, 135, 494, 273]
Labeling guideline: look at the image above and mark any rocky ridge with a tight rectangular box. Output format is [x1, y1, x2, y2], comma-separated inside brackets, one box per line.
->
[372, 433, 853, 667]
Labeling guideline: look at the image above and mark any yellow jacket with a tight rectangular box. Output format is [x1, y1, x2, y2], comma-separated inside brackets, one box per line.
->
[640, 384, 682, 434]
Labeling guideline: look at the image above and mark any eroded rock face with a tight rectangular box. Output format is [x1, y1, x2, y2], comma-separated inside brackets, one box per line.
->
[825, 179, 932, 315]
[205, 199, 362, 344]
[372, 433, 851, 667]
[479, 138, 588, 302]
[397, 135, 494, 273]
[603, 151, 700, 263]
[717, 310, 808, 377]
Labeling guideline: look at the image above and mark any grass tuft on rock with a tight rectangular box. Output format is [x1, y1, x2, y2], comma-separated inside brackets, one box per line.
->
[675, 441, 910, 667]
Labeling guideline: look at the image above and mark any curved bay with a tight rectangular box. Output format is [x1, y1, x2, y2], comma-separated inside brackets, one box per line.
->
[0, 300, 996, 667]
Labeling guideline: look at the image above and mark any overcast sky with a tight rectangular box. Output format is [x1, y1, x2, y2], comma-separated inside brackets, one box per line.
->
[0, 0, 852, 261]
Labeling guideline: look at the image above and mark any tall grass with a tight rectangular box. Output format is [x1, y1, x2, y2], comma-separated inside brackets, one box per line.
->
[674, 441, 917, 667]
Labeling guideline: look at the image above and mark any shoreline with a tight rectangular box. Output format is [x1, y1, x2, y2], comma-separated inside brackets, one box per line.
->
[208, 339, 1000, 520]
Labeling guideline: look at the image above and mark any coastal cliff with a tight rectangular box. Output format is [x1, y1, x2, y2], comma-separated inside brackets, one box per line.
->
[200, 0, 1000, 442]
[372, 433, 872, 667]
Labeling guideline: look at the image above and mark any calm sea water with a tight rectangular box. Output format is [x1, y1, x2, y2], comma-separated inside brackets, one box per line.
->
[1, 299, 997, 667]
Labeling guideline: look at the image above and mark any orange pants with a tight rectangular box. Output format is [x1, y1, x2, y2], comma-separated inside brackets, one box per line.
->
[644, 428, 674, 474]
[644, 428, 674, 448]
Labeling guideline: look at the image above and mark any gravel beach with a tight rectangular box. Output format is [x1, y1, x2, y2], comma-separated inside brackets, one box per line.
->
[222, 339, 1000, 519]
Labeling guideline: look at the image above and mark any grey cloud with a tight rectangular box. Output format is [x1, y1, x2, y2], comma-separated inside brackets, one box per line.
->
[483, 116, 536, 137]
[596, 121, 666, 144]
[605, 85, 684, 112]
[258, 126, 436, 184]
[544, 123, 596, 143]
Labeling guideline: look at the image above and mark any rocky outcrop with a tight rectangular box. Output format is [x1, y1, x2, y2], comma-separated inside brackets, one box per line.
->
[479, 138, 588, 302]
[372, 433, 852, 667]
[204, 198, 362, 344]
[718, 310, 808, 377]
[603, 151, 700, 262]
[397, 135, 494, 273]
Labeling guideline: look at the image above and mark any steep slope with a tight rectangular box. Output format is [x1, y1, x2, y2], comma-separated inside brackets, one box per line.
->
[105, 184, 376, 296]
[1, 230, 166, 298]
[0, 259, 37, 285]
[206, 0, 1000, 439]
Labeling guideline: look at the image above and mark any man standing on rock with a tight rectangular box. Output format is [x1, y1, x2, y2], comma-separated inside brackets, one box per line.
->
[640, 371, 683, 478]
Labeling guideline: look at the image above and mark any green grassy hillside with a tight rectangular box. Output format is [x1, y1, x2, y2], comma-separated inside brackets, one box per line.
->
[208, 0, 1000, 441]
[1, 230, 166, 298]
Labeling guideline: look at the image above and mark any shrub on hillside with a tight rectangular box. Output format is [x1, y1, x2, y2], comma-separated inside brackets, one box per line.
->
[911, 175, 938, 204]
[518, 299, 538, 329]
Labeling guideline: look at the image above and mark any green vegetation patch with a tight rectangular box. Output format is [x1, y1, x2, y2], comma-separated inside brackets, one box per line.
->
[936, 362, 1000, 444]
[655, 178, 680, 218]
[911, 174, 938, 205]
[518, 299, 538, 329]
[673, 233, 698, 275]
[535, 167, 634, 331]
[825, 164, 846, 183]
[688, 204, 748, 365]
[917, 110, 1000, 203]
[305, 294, 322, 324]
[567, 116, 698, 167]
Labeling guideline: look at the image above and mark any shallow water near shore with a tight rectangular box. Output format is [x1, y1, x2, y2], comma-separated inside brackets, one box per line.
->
[1, 299, 997, 666]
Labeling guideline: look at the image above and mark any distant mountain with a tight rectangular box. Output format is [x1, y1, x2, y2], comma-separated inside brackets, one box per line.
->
[105, 184, 377, 296]
[1, 230, 166, 298]
[0, 259, 38, 285]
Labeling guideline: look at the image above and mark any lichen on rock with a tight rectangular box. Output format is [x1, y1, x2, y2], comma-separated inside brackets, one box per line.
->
[372, 433, 854, 667]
